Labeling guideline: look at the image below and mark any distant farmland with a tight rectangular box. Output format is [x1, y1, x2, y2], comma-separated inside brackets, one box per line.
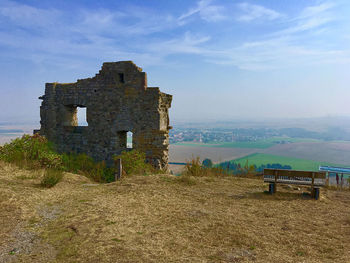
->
[171, 137, 350, 169]
[174, 137, 321, 149]
[174, 141, 275, 149]
[229, 153, 348, 171]
[169, 145, 258, 163]
[261, 141, 350, 166]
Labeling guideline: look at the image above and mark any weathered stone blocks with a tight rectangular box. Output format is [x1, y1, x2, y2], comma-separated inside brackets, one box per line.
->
[37, 61, 172, 170]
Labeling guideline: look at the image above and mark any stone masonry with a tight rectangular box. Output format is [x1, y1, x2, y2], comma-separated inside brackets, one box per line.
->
[37, 61, 172, 170]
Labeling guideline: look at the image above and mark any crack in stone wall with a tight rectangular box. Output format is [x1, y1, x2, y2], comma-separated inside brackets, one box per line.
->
[36, 61, 172, 170]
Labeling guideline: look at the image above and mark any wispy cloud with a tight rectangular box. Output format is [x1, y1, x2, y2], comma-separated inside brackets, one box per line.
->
[0, 0, 61, 29]
[0, 0, 348, 73]
[236, 2, 283, 22]
[178, 0, 226, 23]
[277, 2, 335, 35]
[0, 0, 220, 69]
[299, 2, 334, 18]
[0, 1, 185, 68]
[204, 1, 348, 71]
[204, 36, 350, 71]
[145, 32, 210, 55]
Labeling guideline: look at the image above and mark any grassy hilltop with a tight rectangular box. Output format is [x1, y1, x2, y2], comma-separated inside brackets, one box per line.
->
[1, 163, 350, 262]
[1, 135, 350, 262]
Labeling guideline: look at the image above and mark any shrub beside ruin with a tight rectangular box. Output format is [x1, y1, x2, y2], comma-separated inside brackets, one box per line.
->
[61, 153, 114, 183]
[40, 169, 64, 188]
[182, 157, 229, 177]
[0, 134, 62, 169]
[0, 134, 149, 183]
[114, 150, 155, 176]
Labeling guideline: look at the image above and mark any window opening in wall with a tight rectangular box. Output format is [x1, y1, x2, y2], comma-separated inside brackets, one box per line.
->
[77, 107, 88, 126]
[63, 105, 77, 126]
[127, 131, 133, 148]
[117, 131, 127, 148]
[118, 73, 125, 83]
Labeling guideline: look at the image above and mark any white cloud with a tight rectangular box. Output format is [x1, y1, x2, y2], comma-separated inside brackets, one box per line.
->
[277, 2, 336, 35]
[300, 2, 334, 18]
[205, 36, 350, 71]
[207, 1, 346, 71]
[0, 0, 348, 73]
[0, 0, 61, 31]
[145, 32, 210, 56]
[0, 1, 187, 68]
[178, 0, 226, 23]
[237, 2, 283, 22]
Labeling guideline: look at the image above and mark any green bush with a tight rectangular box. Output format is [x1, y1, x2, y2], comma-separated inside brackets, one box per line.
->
[61, 153, 114, 183]
[41, 169, 63, 188]
[183, 156, 229, 177]
[0, 135, 160, 183]
[62, 153, 95, 173]
[88, 161, 114, 183]
[202, 158, 213, 168]
[0, 134, 62, 169]
[0, 134, 115, 183]
[114, 150, 154, 176]
[184, 156, 203, 176]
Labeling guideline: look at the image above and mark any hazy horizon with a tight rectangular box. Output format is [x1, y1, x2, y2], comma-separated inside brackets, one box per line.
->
[1, 0, 350, 124]
[3, 115, 350, 132]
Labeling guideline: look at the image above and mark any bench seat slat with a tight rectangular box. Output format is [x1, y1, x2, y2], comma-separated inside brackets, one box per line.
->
[264, 178, 325, 186]
[263, 168, 326, 179]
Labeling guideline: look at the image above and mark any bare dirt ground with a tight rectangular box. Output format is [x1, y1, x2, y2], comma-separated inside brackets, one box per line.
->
[169, 145, 257, 163]
[261, 142, 350, 166]
[1, 161, 350, 263]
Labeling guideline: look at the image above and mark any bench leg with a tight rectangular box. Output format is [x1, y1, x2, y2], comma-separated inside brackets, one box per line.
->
[269, 183, 276, 194]
[313, 188, 320, 200]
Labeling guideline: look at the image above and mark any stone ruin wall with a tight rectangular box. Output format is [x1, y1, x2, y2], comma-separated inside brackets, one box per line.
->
[37, 61, 172, 170]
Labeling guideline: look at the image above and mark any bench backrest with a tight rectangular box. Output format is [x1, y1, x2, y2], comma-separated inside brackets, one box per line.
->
[263, 168, 326, 179]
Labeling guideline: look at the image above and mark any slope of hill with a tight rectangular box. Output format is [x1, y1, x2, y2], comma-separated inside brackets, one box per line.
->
[1, 161, 350, 262]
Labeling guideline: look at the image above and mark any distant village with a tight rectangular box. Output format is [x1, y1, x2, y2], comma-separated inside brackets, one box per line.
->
[170, 127, 290, 144]
[169, 126, 350, 144]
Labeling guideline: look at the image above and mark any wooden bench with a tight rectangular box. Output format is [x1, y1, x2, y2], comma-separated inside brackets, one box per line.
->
[263, 168, 327, 200]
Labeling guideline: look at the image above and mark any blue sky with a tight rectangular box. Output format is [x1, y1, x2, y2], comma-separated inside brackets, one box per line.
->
[0, 0, 349, 124]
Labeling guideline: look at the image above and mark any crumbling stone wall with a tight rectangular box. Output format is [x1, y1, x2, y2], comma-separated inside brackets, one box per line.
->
[37, 61, 172, 170]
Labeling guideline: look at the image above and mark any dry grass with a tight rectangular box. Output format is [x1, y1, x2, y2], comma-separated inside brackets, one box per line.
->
[40, 169, 64, 188]
[1, 161, 350, 262]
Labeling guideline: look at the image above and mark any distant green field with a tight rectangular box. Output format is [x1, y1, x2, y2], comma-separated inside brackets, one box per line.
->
[262, 137, 321, 143]
[174, 137, 321, 149]
[174, 141, 274, 149]
[230, 153, 348, 171]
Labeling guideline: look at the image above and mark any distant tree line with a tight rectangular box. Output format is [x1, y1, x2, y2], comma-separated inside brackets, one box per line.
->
[202, 158, 292, 175]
